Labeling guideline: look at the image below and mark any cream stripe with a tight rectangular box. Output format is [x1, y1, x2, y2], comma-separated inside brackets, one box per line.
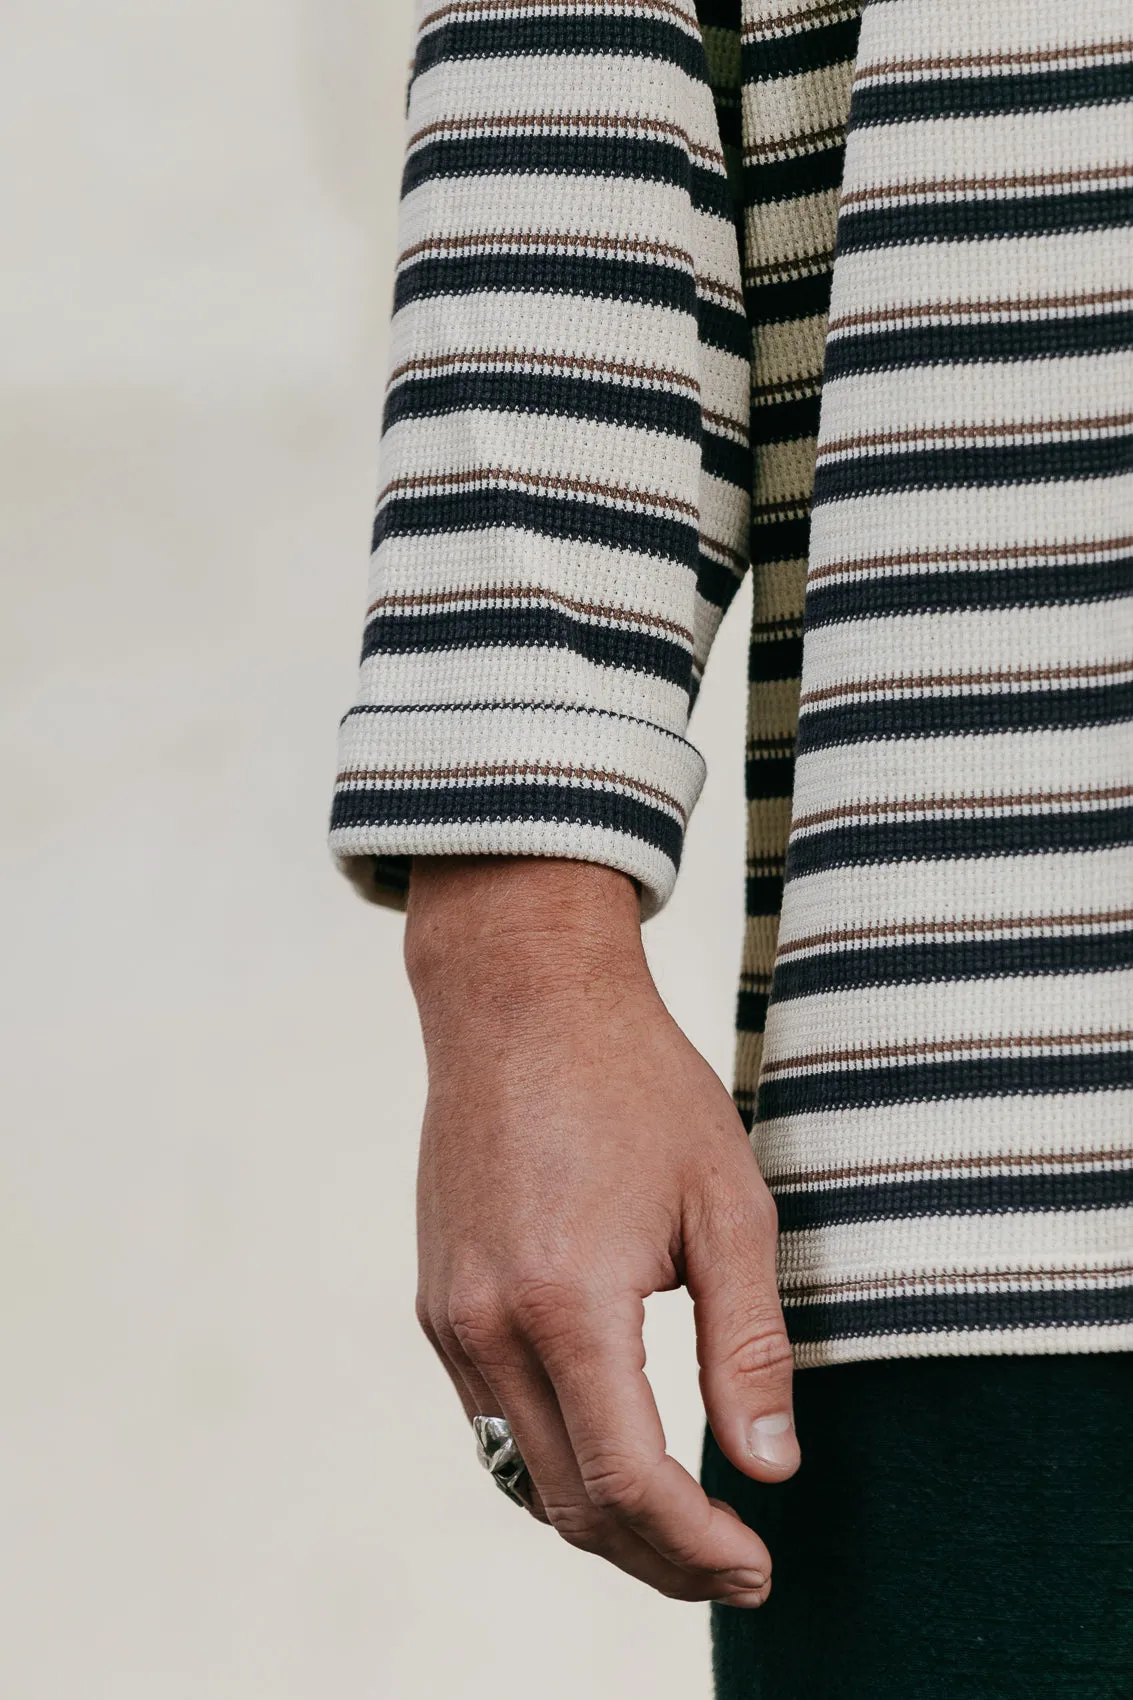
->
[793, 1325, 1133, 1369]
[777, 850, 1133, 945]
[778, 1208, 1133, 1282]
[753, 1088, 1133, 1177]
[853, 0, 1130, 67]
[762, 974, 1133, 1064]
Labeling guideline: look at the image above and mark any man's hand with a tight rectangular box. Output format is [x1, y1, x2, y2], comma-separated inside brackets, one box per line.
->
[406, 857, 799, 1607]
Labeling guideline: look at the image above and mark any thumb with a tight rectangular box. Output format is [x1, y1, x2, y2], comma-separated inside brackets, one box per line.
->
[684, 1153, 800, 1483]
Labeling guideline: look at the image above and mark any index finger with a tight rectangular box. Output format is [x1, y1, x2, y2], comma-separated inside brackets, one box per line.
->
[519, 1287, 773, 1581]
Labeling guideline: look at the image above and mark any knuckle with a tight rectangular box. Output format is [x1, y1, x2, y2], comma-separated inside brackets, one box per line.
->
[445, 1284, 504, 1358]
[542, 1499, 606, 1552]
[719, 1323, 795, 1386]
[509, 1275, 589, 1346]
[649, 1514, 716, 1573]
[414, 1293, 436, 1340]
[578, 1455, 651, 1521]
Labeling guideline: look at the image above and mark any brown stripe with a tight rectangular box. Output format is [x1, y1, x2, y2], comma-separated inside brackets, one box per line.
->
[744, 246, 835, 286]
[827, 288, 1133, 335]
[389, 349, 702, 397]
[753, 615, 806, 638]
[377, 467, 699, 519]
[336, 761, 687, 819]
[702, 406, 750, 441]
[855, 40, 1133, 80]
[776, 907, 1133, 957]
[790, 785, 1133, 832]
[798, 658, 1133, 706]
[770, 1146, 1133, 1190]
[743, 120, 847, 165]
[741, 0, 859, 43]
[752, 374, 822, 404]
[700, 533, 749, 572]
[409, 111, 723, 169]
[697, 275, 747, 310]
[780, 1265, 1133, 1302]
[806, 533, 1133, 584]
[840, 164, 1133, 208]
[760, 1029, 1133, 1077]
[818, 411, 1133, 458]
[747, 736, 797, 757]
[753, 494, 813, 522]
[747, 857, 789, 879]
[365, 583, 694, 642]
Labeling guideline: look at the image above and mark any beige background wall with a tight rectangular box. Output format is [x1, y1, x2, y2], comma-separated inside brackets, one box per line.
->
[0, 3, 753, 1694]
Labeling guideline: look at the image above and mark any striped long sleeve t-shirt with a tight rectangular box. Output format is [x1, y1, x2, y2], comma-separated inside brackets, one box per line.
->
[330, 0, 1133, 1366]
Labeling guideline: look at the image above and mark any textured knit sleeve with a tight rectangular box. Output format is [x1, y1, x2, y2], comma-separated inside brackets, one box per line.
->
[330, 0, 750, 917]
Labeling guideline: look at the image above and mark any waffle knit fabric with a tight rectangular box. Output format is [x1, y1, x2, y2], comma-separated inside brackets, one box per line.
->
[330, 0, 1133, 1366]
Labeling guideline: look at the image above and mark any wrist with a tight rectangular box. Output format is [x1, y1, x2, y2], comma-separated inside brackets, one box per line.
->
[404, 856, 650, 1014]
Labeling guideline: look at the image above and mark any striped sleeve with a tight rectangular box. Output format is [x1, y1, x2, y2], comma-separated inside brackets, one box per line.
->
[330, 0, 752, 916]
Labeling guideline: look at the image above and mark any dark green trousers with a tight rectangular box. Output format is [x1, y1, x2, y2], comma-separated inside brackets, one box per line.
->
[703, 1353, 1133, 1699]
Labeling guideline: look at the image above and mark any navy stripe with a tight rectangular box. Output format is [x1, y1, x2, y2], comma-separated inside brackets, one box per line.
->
[785, 1281, 1133, 1345]
[403, 133, 732, 221]
[745, 268, 832, 326]
[702, 427, 752, 486]
[743, 142, 846, 207]
[696, 549, 744, 611]
[414, 15, 710, 81]
[741, 15, 859, 85]
[785, 806, 1133, 877]
[795, 679, 1133, 752]
[776, 1164, 1133, 1231]
[822, 310, 1133, 377]
[717, 107, 743, 154]
[394, 249, 699, 317]
[749, 633, 804, 680]
[746, 872, 786, 914]
[751, 391, 821, 445]
[749, 512, 811, 567]
[804, 558, 1133, 625]
[757, 1047, 1133, 1119]
[362, 602, 693, 688]
[332, 778, 684, 861]
[697, 295, 751, 357]
[850, 63, 1133, 128]
[383, 367, 702, 440]
[836, 187, 1133, 252]
[736, 988, 770, 1033]
[695, 0, 739, 29]
[771, 929, 1133, 1000]
[812, 432, 1133, 503]
[745, 754, 795, 798]
[373, 485, 700, 569]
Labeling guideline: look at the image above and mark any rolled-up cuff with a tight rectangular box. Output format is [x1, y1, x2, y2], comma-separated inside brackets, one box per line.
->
[329, 699, 707, 919]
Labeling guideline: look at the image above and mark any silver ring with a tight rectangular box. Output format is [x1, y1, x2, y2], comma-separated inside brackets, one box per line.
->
[472, 1415, 534, 1510]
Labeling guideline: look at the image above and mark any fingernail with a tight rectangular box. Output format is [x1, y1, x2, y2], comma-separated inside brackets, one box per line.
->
[723, 1567, 768, 1592]
[748, 1411, 799, 1469]
[719, 1575, 770, 1609]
